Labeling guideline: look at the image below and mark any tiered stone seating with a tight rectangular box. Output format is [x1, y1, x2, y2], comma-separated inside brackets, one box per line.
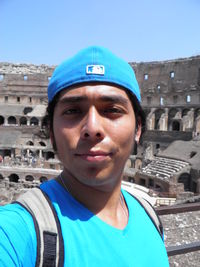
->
[141, 157, 190, 181]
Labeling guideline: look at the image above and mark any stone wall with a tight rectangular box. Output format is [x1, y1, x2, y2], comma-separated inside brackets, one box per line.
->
[0, 56, 200, 196]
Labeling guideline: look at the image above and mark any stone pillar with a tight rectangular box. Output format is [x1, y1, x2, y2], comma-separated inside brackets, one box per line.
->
[197, 178, 200, 193]
[39, 149, 43, 158]
[38, 119, 42, 127]
[159, 112, 168, 131]
[4, 117, 8, 126]
[147, 110, 155, 130]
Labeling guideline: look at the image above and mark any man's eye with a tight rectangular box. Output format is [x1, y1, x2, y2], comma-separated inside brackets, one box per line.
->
[63, 108, 81, 115]
[104, 107, 122, 114]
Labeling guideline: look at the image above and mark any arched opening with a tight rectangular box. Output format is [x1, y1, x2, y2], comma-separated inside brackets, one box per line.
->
[139, 178, 146, 186]
[178, 173, 191, 191]
[23, 107, 33, 115]
[182, 109, 190, 117]
[3, 149, 11, 157]
[30, 117, 39, 126]
[39, 141, 46, 147]
[45, 151, 55, 160]
[42, 116, 48, 129]
[8, 116, 17, 125]
[34, 150, 40, 158]
[29, 150, 34, 156]
[172, 120, 180, 131]
[156, 144, 160, 149]
[26, 140, 34, 146]
[190, 151, 197, 158]
[25, 175, 34, 182]
[128, 177, 135, 183]
[20, 117, 27, 126]
[192, 181, 197, 193]
[40, 176, 48, 183]
[0, 174, 4, 180]
[168, 108, 179, 130]
[155, 184, 161, 192]
[194, 108, 200, 119]
[0, 116, 5, 125]
[149, 178, 154, 187]
[9, 173, 19, 183]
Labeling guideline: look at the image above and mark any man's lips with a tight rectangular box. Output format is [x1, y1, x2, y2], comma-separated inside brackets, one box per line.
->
[75, 151, 112, 162]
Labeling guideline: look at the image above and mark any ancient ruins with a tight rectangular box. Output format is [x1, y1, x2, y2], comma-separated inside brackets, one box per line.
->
[0, 55, 200, 204]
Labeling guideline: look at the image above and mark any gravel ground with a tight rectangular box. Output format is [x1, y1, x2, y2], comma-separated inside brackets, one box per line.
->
[161, 211, 200, 267]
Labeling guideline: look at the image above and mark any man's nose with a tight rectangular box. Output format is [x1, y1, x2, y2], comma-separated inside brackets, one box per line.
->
[80, 107, 105, 140]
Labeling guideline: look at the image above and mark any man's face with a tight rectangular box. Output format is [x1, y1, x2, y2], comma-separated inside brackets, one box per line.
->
[52, 84, 140, 191]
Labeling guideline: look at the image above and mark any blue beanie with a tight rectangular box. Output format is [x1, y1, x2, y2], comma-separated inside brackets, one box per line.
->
[48, 46, 141, 103]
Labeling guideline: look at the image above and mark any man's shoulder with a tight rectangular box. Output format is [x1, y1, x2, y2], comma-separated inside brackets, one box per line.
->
[0, 203, 37, 266]
[0, 202, 32, 224]
[0, 202, 36, 241]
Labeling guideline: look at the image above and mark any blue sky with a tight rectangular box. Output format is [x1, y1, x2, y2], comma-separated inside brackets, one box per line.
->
[0, 0, 200, 65]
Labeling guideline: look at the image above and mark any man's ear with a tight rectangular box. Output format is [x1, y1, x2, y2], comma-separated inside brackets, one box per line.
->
[135, 118, 142, 144]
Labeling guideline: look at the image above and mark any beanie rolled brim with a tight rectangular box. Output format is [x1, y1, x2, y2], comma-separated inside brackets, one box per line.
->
[48, 46, 141, 103]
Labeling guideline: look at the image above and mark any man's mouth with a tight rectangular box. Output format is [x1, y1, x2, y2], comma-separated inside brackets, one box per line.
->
[75, 150, 112, 162]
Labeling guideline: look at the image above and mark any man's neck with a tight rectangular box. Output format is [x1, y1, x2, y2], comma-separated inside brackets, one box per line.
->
[57, 170, 128, 229]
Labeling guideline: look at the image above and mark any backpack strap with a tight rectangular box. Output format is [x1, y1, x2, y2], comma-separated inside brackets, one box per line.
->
[15, 187, 64, 267]
[127, 191, 164, 239]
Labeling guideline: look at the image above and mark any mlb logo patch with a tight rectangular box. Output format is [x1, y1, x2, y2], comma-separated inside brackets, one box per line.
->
[86, 65, 105, 75]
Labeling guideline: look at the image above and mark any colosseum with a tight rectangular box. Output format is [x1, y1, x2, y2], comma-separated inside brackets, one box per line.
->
[0, 56, 200, 204]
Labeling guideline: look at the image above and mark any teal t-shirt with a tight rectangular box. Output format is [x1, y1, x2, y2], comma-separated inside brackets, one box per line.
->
[0, 180, 169, 266]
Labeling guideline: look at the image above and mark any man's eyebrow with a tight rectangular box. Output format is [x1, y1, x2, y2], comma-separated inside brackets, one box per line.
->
[58, 96, 87, 104]
[58, 94, 129, 105]
[98, 95, 129, 105]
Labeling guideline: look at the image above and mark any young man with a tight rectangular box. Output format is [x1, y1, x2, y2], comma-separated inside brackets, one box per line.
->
[0, 46, 169, 266]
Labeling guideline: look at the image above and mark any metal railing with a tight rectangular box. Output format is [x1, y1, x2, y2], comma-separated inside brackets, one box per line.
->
[156, 202, 200, 257]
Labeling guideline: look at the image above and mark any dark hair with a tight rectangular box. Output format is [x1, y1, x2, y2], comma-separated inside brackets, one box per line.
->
[45, 84, 146, 150]
[125, 89, 146, 138]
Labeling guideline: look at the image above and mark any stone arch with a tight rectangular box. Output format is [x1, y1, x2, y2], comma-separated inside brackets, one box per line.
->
[8, 116, 17, 125]
[25, 175, 34, 182]
[9, 173, 19, 183]
[3, 149, 11, 157]
[128, 177, 135, 183]
[30, 117, 39, 126]
[39, 141, 46, 147]
[41, 116, 48, 129]
[144, 109, 151, 117]
[45, 151, 55, 160]
[182, 109, 190, 117]
[26, 140, 34, 146]
[19, 116, 27, 126]
[155, 184, 162, 192]
[194, 108, 200, 119]
[139, 178, 146, 186]
[172, 120, 181, 131]
[23, 107, 33, 115]
[154, 109, 165, 130]
[40, 176, 48, 183]
[34, 150, 40, 157]
[29, 150, 34, 156]
[0, 116, 5, 125]
[156, 144, 160, 149]
[169, 108, 179, 117]
[178, 173, 191, 191]
[168, 108, 180, 130]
